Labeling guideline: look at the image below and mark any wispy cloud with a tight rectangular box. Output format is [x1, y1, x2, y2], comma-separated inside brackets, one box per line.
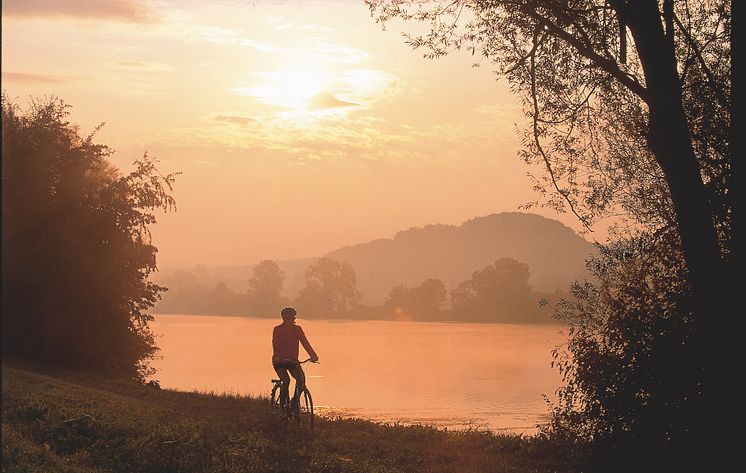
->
[190, 26, 278, 52]
[1, 72, 65, 84]
[115, 61, 173, 72]
[2, 0, 158, 23]
[306, 42, 369, 64]
[207, 112, 257, 126]
[174, 112, 415, 163]
[160, 92, 520, 167]
[307, 93, 359, 110]
[267, 15, 338, 35]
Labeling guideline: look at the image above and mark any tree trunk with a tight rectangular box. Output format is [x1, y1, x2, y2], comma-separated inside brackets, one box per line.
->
[623, 1, 725, 468]
[624, 2, 724, 311]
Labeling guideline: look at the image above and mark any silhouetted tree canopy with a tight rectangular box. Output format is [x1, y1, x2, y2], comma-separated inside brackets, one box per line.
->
[547, 233, 700, 471]
[295, 257, 360, 318]
[383, 278, 447, 321]
[450, 258, 549, 323]
[204, 282, 246, 316]
[1, 95, 178, 380]
[367, 1, 731, 311]
[367, 2, 731, 468]
[247, 259, 286, 316]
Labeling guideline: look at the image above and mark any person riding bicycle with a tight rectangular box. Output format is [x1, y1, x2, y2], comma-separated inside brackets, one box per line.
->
[272, 307, 319, 411]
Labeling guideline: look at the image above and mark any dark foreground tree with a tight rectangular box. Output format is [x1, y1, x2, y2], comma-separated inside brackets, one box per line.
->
[2, 95, 178, 380]
[366, 0, 731, 469]
[367, 0, 732, 312]
[547, 232, 701, 471]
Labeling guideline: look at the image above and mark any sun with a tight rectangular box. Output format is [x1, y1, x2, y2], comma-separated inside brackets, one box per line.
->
[238, 63, 331, 109]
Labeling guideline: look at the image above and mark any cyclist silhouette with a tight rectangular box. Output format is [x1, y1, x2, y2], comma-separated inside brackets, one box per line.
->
[272, 307, 319, 410]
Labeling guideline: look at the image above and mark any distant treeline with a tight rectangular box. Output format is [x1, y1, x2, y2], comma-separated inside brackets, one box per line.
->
[155, 257, 567, 324]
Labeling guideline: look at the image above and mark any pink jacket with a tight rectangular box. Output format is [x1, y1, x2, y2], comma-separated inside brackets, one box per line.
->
[272, 323, 318, 363]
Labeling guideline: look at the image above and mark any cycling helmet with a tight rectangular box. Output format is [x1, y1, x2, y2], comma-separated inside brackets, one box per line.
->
[280, 307, 297, 317]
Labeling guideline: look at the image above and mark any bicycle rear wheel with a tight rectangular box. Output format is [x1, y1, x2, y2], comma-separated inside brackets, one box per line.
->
[295, 388, 314, 430]
[270, 383, 288, 422]
[270, 383, 280, 410]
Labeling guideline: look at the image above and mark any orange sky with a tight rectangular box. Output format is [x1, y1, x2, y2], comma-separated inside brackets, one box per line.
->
[2, 0, 602, 269]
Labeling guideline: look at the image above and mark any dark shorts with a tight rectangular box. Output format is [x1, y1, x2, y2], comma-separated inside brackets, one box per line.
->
[272, 360, 300, 371]
[272, 360, 305, 402]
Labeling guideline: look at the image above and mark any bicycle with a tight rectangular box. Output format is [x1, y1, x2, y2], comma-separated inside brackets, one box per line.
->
[270, 358, 316, 429]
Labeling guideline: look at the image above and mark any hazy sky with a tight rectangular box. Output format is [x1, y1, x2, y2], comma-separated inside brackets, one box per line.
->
[2, 0, 599, 269]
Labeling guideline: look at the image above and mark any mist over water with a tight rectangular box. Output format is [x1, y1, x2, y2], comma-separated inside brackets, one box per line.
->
[150, 314, 565, 433]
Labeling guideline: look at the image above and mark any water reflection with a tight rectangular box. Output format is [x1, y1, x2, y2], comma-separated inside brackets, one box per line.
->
[150, 314, 565, 433]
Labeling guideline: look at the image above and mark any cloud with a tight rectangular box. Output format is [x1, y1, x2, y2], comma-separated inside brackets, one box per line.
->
[307, 42, 369, 64]
[1, 72, 65, 84]
[307, 93, 359, 110]
[2, 0, 158, 23]
[115, 61, 173, 71]
[238, 38, 277, 53]
[207, 113, 257, 126]
[191, 27, 277, 52]
[190, 98, 520, 165]
[172, 111, 416, 164]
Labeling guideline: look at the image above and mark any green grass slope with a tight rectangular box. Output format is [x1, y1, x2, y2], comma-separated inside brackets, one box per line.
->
[2, 364, 574, 472]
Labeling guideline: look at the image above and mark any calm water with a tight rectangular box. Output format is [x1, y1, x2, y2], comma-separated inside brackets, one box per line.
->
[149, 314, 566, 433]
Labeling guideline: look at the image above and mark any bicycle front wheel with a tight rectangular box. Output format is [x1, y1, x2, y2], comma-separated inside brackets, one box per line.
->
[295, 388, 314, 430]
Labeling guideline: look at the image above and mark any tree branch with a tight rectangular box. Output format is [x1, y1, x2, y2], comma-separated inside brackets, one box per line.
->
[673, 12, 731, 111]
[521, 6, 649, 102]
[528, 29, 594, 233]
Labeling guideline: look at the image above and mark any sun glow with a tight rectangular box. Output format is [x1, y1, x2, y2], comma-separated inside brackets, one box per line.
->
[236, 63, 331, 109]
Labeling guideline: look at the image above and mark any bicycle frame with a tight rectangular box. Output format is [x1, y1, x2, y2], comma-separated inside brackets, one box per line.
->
[270, 358, 316, 429]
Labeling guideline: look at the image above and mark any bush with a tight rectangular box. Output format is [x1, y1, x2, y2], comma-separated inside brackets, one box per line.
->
[2, 95, 178, 380]
[544, 233, 703, 471]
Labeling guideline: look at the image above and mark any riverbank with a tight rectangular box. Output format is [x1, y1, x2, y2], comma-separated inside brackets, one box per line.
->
[2, 363, 576, 472]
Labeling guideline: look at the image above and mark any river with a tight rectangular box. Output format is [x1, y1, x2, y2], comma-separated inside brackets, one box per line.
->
[149, 314, 566, 434]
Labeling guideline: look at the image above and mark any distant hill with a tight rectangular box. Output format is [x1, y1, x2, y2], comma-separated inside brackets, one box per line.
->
[155, 212, 595, 307]
[325, 212, 595, 304]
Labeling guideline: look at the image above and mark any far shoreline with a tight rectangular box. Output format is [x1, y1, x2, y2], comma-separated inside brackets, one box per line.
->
[150, 311, 564, 326]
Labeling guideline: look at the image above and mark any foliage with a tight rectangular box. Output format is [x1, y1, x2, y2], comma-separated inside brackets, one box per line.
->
[206, 282, 247, 316]
[366, 0, 731, 240]
[366, 1, 731, 467]
[544, 232, 701, 470]
[383, 278, 447, 321]
[247, 259, 286, 316]
[1, 95, 178, 380]
[295, 258, 361, 318]
[450, 258, 550, 323]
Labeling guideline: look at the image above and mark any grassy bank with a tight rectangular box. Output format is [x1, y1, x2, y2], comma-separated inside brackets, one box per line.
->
[2, 363, 575, 472]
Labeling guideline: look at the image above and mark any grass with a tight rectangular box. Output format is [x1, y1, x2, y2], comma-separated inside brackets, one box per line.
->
[2, 362, 576, 472]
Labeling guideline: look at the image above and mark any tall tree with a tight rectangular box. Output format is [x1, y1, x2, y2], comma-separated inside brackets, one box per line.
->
[247, 259, 285, 316]
[2, 95, 178, 380]
[295, 257, 360, 317]
[548, 232, 701, 471]
[366, 0, 731, 328]
[383, 278, 447, 320]
[366, 1, 731, 467]
[451, 258, 538, 322]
